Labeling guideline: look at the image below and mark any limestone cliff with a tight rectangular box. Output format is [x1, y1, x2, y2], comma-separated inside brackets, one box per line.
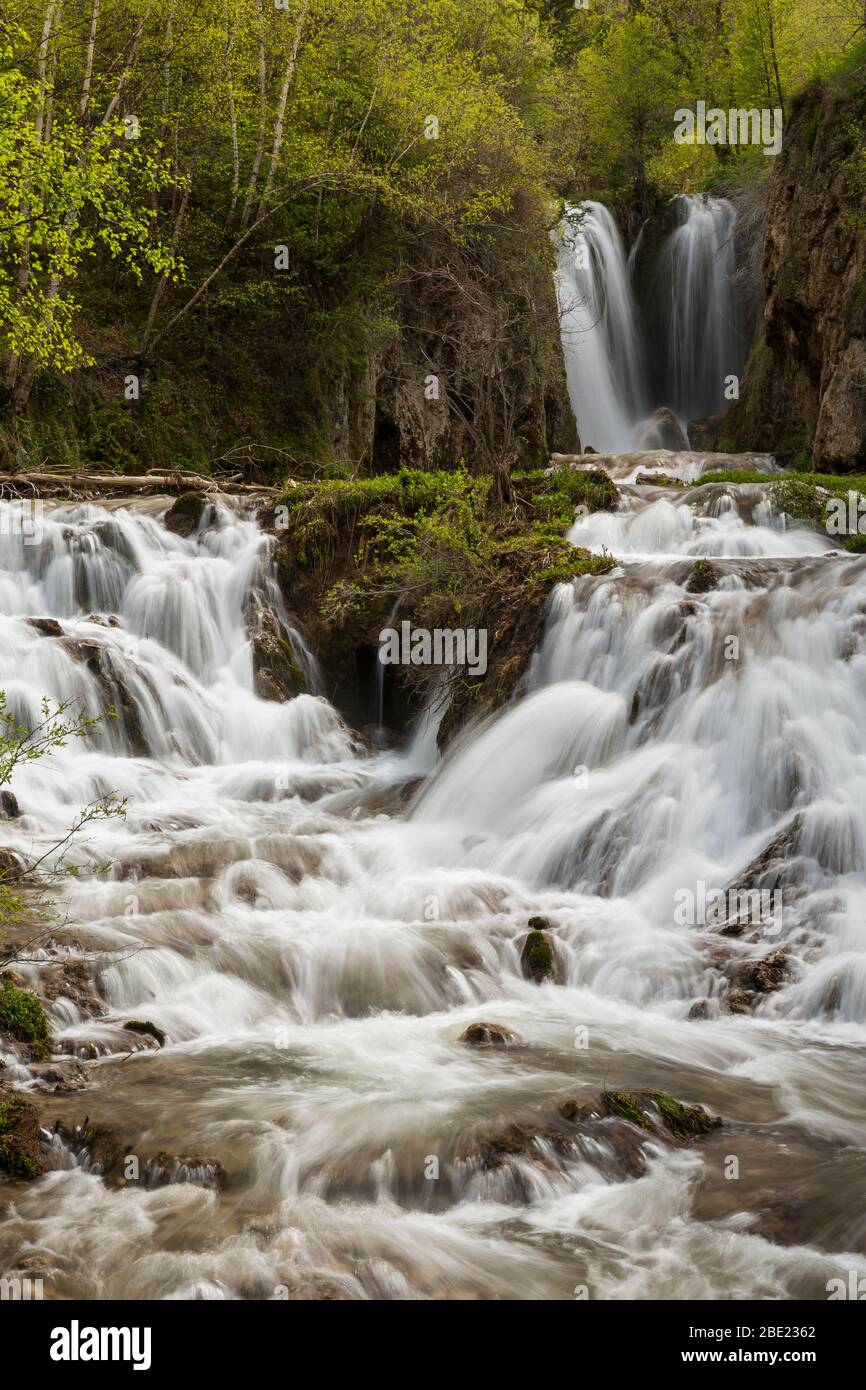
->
[722, 63, 866, 468]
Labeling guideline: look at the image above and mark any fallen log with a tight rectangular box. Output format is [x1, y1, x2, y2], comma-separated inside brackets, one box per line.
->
[0, 471, 278, 499]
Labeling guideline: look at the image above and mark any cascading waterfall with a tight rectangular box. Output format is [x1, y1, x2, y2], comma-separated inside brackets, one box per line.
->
[555, 194, 746, 450]
[657, 194, 743, 420]
[554, 202, 646, 453]
[2, 485, 866, 1300]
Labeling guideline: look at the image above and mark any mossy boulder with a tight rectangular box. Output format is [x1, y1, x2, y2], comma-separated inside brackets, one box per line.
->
[269, 466, 617, 742]
[163, 491, 207, 538]
[244, 591, 308, 702]
[0, 977, 51, 1059]
[563, 1089, 722, 1142]
[520, 929, 554, 983]
[649, 1091, 723, 1140]
[686, 558, 719, 594]
[122, 1019, 166, 1048]
[0, 1092, 45, 1179]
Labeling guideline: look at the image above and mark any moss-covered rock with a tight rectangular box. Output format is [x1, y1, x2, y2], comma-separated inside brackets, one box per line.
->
[650, 1091, 723, 1139]
[520, 929, 554, 983]
[163, 491, 207, 538]
[686, 558, 719, 594]
[0, 977, 51, 1059]
[268, 466, 617, 742]
[0, 1092, 45, 1179]
[122, 1019, 166, 1048]
[601, 1089, 654, 1130]
[244, 591, 308, 702]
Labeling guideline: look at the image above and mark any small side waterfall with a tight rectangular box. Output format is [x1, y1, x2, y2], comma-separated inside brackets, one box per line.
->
[656, 194, 743, 420]
[556, 194, 746, 449]
[554, 202, 646, 453]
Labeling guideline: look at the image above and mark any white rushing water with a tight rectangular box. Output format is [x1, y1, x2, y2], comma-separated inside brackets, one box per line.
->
[1, 487, 866, 1300]
[554, 202, 646, 453]
[658, 195, 743, 421]
[555, 196, 745, 452]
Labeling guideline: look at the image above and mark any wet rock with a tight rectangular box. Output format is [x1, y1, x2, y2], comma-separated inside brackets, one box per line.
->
[244, 591, 308, 702]
[144, 1151, 227, 1190]
[687, 414, 725, 451]
[686, 558, 719, 594]
[41, 958, 105, 1019]
[122, 1019, 166, 1048]
[459, 1021, 518, 1048]
[27, 617, 63, 637]
[0, 790, 20, 819]
[520, 929, 554, 983]
[726, 988, 757, 1015]
[726, 816, 802, 900]
[28, 1059, 89, 1094]
[59, 638, 149, 755]
[86, 613, 121, 627]
[0, 1089, 45, 1179]
[688, 998, 711, 1020]
[468, 1120, 572, 1171]
[561, 1089, 721, 1141]
[59, 1119, 124, 1176]
[465, 1089, 722, 1187]
[0, 847, 28, 877]
[163, 491, 206, 538]
[725, 948, 790, 1013]
[637, 407, 689, 452]
[745, 947, 790, 993]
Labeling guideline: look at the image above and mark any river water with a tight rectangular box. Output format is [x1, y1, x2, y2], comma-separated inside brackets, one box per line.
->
[1, 482, 865, 1300]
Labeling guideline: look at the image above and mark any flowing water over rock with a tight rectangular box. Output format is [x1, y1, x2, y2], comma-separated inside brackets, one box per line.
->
[555, 196, 746, 452]
[2, 489, 866, 1300]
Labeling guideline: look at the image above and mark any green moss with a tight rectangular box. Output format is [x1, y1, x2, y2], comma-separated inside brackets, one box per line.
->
[686, 558, 718, 594]
[651, 1091, 722, 1139]
[0, 1095, 41, 1179]
[0, 979, 50, 1058]
[603, 1090, 652, 1130]
[123, 1019, 166, 1047]
[521, 929, 554, 983]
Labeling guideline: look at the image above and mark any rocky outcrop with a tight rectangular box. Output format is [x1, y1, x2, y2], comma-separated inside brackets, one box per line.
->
[351, 249, 579, 476]
[464, 1090, 722, 1184]
[722, 64, 866, 468]
[459, 1021, 519, 1048]
[162, 492, 208, 537]
[244, 591, 309, 702]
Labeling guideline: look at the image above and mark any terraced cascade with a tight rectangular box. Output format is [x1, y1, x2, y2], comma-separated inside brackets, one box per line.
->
[1, 477, 866, 1301]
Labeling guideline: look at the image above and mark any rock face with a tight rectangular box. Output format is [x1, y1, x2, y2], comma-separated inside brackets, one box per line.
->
[723, 70, 866, 468]
[244, 591, 309, 702]
[163, 492, 207, 538]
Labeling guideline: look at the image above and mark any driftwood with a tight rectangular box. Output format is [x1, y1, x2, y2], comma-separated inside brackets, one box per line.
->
[0, 470, 279, 500]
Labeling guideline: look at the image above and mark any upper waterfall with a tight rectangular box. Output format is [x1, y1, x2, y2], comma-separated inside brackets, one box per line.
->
[554, 202, 646, 453]
[555, 195, 747, 452]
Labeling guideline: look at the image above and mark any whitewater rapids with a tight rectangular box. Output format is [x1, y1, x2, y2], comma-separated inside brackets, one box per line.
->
[0, 489, 865, 1300]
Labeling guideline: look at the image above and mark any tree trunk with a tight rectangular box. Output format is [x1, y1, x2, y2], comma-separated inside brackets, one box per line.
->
[258, 0, 309, 217]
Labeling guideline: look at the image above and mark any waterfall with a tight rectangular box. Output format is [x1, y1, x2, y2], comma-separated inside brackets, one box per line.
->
[2, 487, 866, 1301]
[556, 195, 746, 449]
[554, 202, 646, 452]
[656, 194, 743, 420]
